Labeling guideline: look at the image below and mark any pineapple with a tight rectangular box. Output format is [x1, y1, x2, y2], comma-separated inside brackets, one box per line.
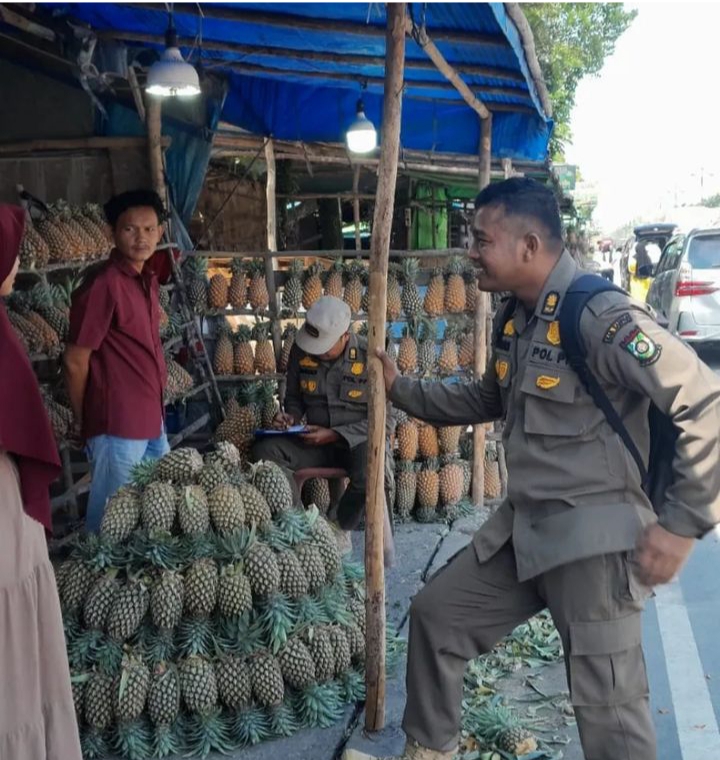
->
[19, 220, 50, 269]
[424, 266, 445, 317]
[215, 656, 252, 708]
[417, 320, 437, 376]
[416, 458, 440, 518]
[83, 572, 120, 630]
[147, 662, 181, 727]
[473, 702, 537, 756]
[236, 383, 262, 436]
[458, 317, 475, 369]
[343, 261, 365, 313]
[70, 672, 86, 725]
[6, 309, 44, 354]
[250, 653, 284, 707]
[73, 204, 110, 258]
[251, 460, 293, 515]
[208, 271, 229, 310]
[302, 477, 331, 512]
[302, 262, 324, 310]
[178, 485, 211, 536]
[396, 410, 419, 461]
[439, 455, 464, 507]
[278, 637, 317, 689]
[85, 670, 116, 731]
[228, 259, 248, 309]
[277, 550, 310, 599]
[484, 441, 502, 499]
[310, 516, 342, 580]
[247, 259, 270, 311]
[324, 258, 345, 299]
[184, 256, 209, 314]
[258, 381, 280, 428]
[343, 624, 366, 665]
[155, 447, 203, 485]
[165, 359, 195, 402]
[279, 324, 297, 372]
[253, 321, 277, 374]
[208, 483, 246, 534]
[438, 425, 462, 457]
[294, 543, 326, 592]
[179, 656, 218, 713]
[244, 543, 280, 596]
[213, 321, 235, 376]
[116, 653, 151, 722]
[306, 626, 335, 682]
[444, 256, 466, 313]
[395, 460, 417, 522]
[217, 564, 253, 618]
[386, 265, 402, 321]
[329, 625, 352, 677]
[418, 422, 440, 459]
[397, 324, 418, 375]
[438, 321, 460, 374]
[100, 489, 141, 542]
[150, 571, 184, 630]
[141, 481, 177, 533]
[233, 324, 255, 375]
[107, 578, 149, 641]
[400, 257, 423, 319]
[198, 461, 229, 493]
[54, 201, 94, 259]
[183, 559, 219, 617]
[464, 261, 478, 315]
[282, 259, 304, 316]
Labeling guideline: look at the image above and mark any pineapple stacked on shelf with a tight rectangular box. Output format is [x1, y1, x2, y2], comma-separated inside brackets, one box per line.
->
[56, 443, 368, 760]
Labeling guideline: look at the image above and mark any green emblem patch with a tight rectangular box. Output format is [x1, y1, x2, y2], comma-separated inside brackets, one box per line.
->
[620, 326, 661, 366]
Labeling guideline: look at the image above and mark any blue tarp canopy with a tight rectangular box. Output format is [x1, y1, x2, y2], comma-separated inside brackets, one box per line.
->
[51, 2, 552, 163]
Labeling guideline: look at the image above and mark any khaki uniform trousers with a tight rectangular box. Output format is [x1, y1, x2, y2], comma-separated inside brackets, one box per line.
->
[403, 542, 656, 760]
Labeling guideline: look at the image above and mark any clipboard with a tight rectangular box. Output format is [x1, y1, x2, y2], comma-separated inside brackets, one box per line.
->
[254, 425, 308, 437]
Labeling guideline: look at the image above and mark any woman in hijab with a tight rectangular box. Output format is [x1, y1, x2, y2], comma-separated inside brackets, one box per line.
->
[0, 205, 82, 759]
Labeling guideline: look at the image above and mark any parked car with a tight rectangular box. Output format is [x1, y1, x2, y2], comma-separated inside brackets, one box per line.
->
[645, 228, 720, 345]
[620, 223, 678, 298]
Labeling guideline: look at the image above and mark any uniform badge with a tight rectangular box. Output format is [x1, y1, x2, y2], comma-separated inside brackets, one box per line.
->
[541, 292, 559, 316]
[536, 375, 560, 390]
[349, 347, 357, 360]
[495, 359, 509, 381]
[620, 326, 662, 366]
[503, 320, 515, 337]
[347, 389, 364, 399]
[350, 362, 365, 376]
[299, 356, 319, 369]
[546, 321, 561, 346]
[603, 313, 632, 344]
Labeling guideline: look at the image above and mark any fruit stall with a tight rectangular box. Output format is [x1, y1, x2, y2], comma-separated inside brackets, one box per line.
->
[0, 3, 553, 756]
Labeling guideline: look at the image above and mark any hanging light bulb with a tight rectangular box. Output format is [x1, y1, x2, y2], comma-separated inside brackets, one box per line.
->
[346, 98, 377, 154]
[146, 15, 201, 97]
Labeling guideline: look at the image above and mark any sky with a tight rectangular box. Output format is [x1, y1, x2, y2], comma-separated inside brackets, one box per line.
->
[563, 2, 720, 233]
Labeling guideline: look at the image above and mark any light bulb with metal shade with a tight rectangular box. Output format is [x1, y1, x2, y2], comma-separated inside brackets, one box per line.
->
[146, 24, 201, 97]
[346, 99, 377, 154]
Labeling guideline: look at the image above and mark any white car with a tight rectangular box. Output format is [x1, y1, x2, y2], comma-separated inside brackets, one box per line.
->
[646, 228, 720, 345]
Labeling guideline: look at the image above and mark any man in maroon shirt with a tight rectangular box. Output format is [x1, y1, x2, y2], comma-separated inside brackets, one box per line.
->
[64, 190, 168, 532]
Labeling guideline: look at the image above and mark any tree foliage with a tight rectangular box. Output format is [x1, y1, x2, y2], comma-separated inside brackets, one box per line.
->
[524, 3, 637, 159]
[700, 193, 720, 208]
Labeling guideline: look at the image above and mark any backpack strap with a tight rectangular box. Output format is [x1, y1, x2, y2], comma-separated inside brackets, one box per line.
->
[559, 274, 649, 487]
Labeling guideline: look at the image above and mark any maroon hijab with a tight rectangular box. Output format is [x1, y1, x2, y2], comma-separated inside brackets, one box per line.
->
[0, 205, 61, 530]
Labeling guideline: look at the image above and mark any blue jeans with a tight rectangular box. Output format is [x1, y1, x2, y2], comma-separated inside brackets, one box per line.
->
[85, 431, 170, 533]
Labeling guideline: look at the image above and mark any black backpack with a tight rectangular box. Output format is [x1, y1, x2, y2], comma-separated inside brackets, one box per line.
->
[495, 273, 677, 511]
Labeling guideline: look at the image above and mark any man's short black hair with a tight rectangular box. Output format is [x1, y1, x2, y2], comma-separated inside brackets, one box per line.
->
[104, 189, 166, 229]
[475, 177, 562, 244]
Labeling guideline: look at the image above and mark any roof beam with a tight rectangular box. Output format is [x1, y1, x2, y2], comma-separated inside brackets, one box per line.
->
[124, 3, 508, 47]
[96, 29, 525, 83]
[405, 18, 490, 120]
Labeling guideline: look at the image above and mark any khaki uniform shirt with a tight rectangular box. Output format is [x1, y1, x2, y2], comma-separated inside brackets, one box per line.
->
[285, 333, 392, 449]
[391, 250, 720, 580]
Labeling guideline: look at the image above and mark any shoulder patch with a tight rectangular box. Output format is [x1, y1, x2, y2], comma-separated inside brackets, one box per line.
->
[603, 312, 633, 344]
[299, 356, 319, 369]
[349, 347, 357, 360]
[546, 321, 561, 346]
[503, 320, 515, 337]
[541, 291, 559, 316]
[495, 359, 509, 381]
[620, 326, 662, 366]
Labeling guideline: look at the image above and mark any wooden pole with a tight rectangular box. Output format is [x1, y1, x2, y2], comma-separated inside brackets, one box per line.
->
[146, 96, 165, 200]
[264, 138, 282, 364]
[353, 165, 362, 251]
[365, 2, 406, 733]
[471, 115, 492, 506]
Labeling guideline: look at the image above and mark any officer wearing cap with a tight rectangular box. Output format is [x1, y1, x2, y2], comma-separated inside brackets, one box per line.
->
[251, 295, 394, 536]
[371, 178, 720, 760]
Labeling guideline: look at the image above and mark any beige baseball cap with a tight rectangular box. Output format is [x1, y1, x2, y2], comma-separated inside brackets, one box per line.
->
[296, 295, 352, 355]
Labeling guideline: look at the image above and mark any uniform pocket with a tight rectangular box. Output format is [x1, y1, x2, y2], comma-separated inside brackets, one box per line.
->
[521, 368, 586, 440]
[568, 613, 649, 707]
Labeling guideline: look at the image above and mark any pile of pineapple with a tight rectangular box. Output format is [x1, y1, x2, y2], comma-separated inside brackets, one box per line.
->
[213, 381, 279, 459]
[20, 201, 111, 270]
[55, 442, 368, 759]
[212, 319, 277, 378]
[182, 257, 271, 316]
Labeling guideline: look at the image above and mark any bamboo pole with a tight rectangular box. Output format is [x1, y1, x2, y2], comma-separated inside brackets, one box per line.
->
[365, 2, 406, 733]
[471, 115, 492, 505]
[146, 97, 165, 200]
[353, 165, 362, 251]
[264, 138, 282, 364]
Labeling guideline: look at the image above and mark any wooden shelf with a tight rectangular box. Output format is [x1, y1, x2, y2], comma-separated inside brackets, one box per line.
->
[185, 248, 467, 260]
[169, 412, 211, 448]
[19, 260, 92, 276]
[162, 334, 183, 351]
[166, 381, 210, 405]
[215, 373, 283, 382]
